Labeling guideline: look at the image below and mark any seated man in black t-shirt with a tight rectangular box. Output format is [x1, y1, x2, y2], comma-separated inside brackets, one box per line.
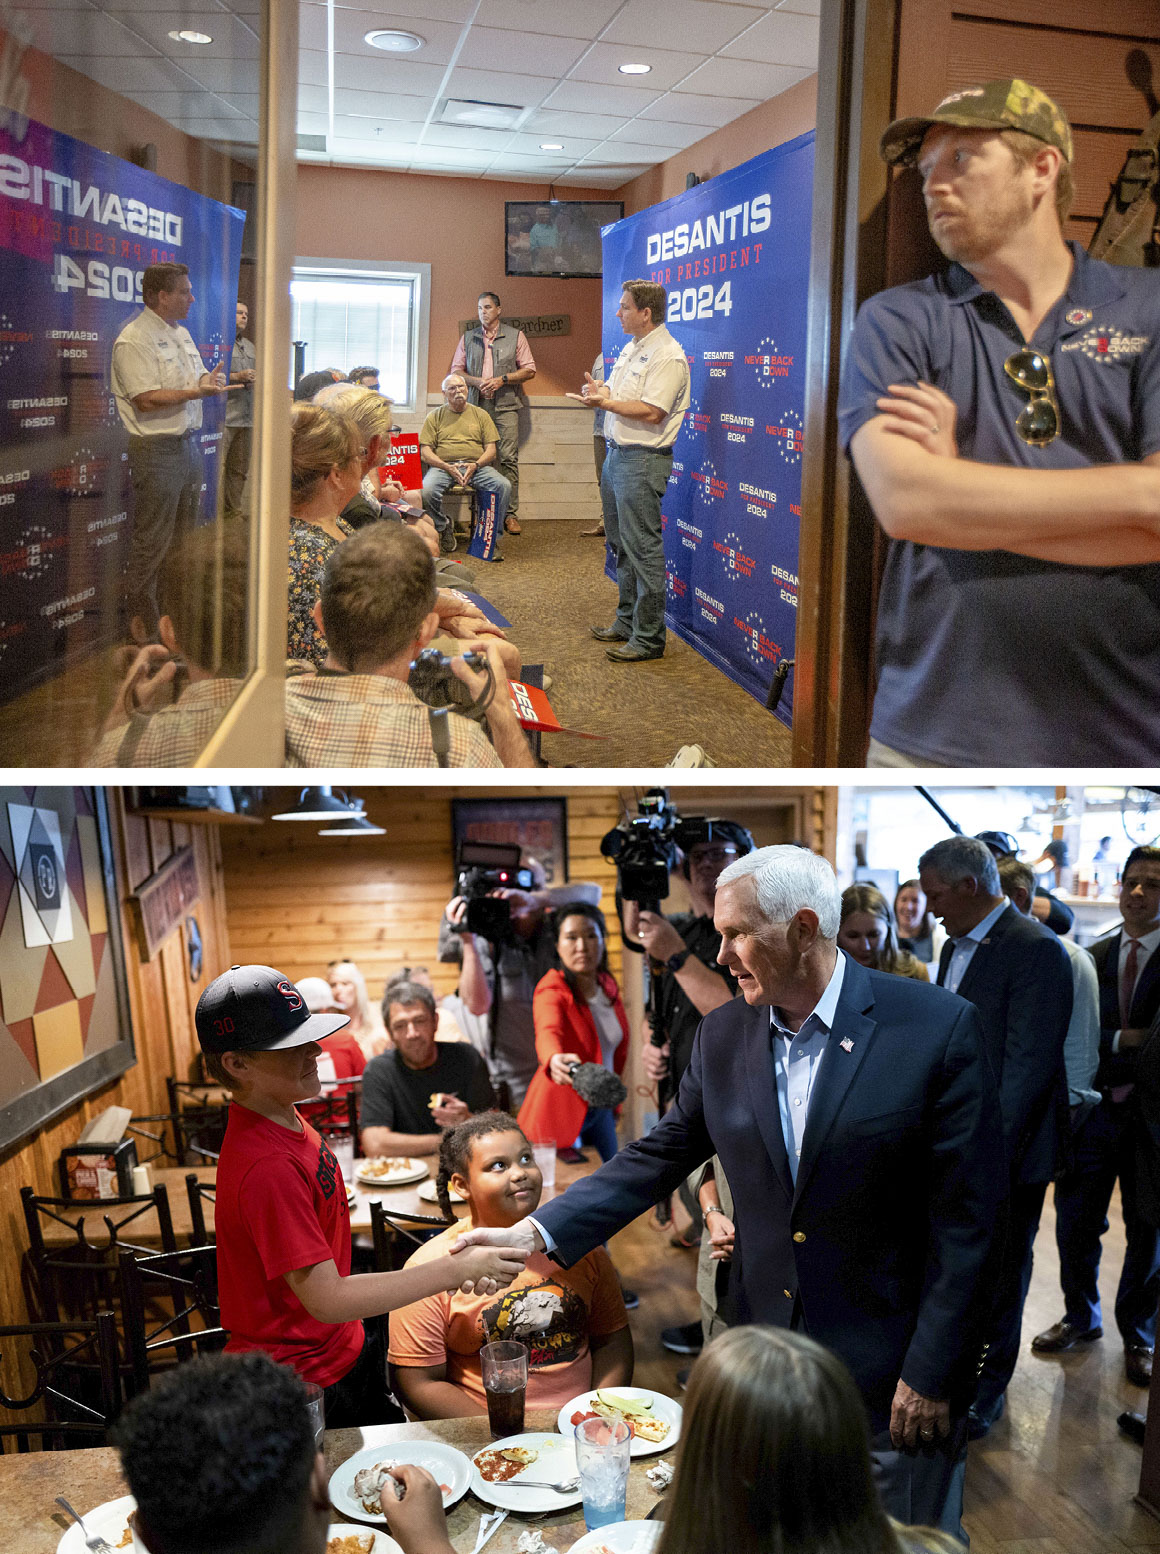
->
[361, 980, 494, 1157]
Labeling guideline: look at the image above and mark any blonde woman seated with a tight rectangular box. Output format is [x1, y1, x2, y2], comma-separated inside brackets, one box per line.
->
[838, 884, 929, 981]
[388, 1112, 632, 1418]
[327, 959, 389, 1059]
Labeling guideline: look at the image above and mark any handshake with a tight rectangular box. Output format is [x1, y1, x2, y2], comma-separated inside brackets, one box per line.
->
[447, 1219, 546, 1295]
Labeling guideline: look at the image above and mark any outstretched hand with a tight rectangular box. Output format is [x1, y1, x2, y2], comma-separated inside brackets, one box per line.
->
[875, 381, 958, 459]
[452, 1219, 544, 1258]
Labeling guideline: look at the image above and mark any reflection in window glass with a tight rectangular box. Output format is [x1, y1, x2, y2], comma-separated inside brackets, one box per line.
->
[0, 0, 263, 765]
[291, 269, 417, 407]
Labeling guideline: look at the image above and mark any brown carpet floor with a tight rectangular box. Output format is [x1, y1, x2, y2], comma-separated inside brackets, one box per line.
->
[473, 520, 793, 769]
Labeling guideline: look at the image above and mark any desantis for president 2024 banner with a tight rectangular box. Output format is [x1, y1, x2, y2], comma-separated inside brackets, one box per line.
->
[0, 114, 245, 704]
[600, 133, 813, 724]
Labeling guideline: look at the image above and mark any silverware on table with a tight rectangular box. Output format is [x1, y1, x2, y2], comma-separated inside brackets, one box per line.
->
[509, 1474, 581, 1492]
[471, 1507, 509, 1553]
[55, 1497, 116, 1554]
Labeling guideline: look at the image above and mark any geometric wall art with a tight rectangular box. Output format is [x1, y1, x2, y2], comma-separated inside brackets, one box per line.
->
[0, 787, 134, 1153]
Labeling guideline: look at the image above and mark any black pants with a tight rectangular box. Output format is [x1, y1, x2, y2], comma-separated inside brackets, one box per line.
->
[125, 431, 201, 635]
[323, 1320, 404, 1428]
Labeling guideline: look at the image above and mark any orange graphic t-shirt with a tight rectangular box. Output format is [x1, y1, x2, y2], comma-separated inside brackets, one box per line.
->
[388, 1220, 628, 1410]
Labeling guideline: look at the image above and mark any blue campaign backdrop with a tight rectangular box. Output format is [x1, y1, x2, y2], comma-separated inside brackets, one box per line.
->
[600, 134, 812, 724]
[0, 114, 245, 704]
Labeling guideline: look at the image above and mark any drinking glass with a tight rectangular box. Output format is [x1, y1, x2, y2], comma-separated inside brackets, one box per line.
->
[480, 1340, 527, 1438]
[327, 1132, 355, 1184]
[575, 1414, 632, 1530]
[532, 1141, 557, 1192]
[303, 1381, 325, 1448]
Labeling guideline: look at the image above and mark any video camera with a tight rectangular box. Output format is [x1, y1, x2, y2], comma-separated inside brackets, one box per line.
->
[454, 840, 535, 940]
[600, 788, 755, 914]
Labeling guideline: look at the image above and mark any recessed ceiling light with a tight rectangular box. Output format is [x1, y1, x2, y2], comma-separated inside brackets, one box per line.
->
[169, 28, 212, 43]
[364, 28, 425, 51]
[618, 62, 651, 75]
[540, 141, 564, 150]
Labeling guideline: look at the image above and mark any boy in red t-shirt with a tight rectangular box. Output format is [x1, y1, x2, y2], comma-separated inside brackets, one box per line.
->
[196, 964, 528, 1427]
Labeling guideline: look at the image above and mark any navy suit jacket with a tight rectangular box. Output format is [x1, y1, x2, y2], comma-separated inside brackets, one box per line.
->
[937, 905, 1072, 1185]
[1090, 931, 1160, 1092]
[535, 955, 1004, 1432]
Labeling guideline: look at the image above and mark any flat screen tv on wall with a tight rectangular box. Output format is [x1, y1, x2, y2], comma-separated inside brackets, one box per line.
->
[505, 200, 623, 279]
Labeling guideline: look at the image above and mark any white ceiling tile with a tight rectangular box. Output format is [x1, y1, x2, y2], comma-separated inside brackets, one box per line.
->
[473, 0, 621, 40]
[606, 117, 706, 149]
[420, 122, 518, 151]
[107, 11, 259, 58]
[330, 9, 465, 61]
[297, 111, 330, 134]
[332, 0, 478, 17]
[674, 55, 809, 96]
[601, 0, 766, 53]
[121, 89, 245, 118]
[567, 42, 706, 93]
[637, 89, 759, 125]
[157, 55, 265, 90]
[299, 48, 329, 85]
[542, 78, 661, 115]
[503, 131, 601, 158]
[320, 50, 446, 91]
[455, 26, 589, 76]
[333, 115, 425, 142]
[776, 0, 820, 13]
[443, 66, 557, 105]
[580, 139, 670, 163]
[526, 108, 627, 138]
[298, 83, 330, 113]
[719, 7, 818, 65]
[482, 155, 571, 176]
[171, 117, 260, 139]
[217, 91, 263, 114]
[333, 86, 433, 120]
[299, 4, 328, 51]
[32, 10, 158, 55]
[61, 54, 197, 91]
[406, 142, 496, 168]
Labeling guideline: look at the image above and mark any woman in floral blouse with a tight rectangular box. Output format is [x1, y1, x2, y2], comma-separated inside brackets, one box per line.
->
[287, 402, 364, 665]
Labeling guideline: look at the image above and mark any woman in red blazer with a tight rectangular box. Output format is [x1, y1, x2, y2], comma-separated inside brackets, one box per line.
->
[519, 903, 629, 1160]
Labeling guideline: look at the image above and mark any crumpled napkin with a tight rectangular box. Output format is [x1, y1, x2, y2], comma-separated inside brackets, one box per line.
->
[516, 1532, 559, 1554]
[646, 1459, 674, 1491]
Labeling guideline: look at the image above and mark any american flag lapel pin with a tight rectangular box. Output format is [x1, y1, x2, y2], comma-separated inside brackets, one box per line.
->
[840, 1038, 854, 1053]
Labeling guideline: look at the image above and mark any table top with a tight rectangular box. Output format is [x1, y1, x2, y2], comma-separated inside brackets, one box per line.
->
[0, 1411, 672, 1554]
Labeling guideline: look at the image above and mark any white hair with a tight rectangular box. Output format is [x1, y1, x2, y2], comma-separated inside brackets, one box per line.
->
[442, 373, 466, 392]
[716, 845, 841, 940]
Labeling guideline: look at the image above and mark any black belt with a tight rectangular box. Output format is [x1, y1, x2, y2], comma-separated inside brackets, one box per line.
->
[612, 443, 673, 453]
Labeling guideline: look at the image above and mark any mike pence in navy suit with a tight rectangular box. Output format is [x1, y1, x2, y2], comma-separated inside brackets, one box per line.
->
[451, 846, 1004, 1541]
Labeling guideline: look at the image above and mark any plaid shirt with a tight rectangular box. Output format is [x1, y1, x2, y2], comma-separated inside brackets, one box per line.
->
[285, 672, 503, 768]
[91, 679, 242, 766]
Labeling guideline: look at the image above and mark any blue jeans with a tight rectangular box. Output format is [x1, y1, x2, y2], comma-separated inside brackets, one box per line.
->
[577, 1107, 619, 1163]
[600, 443, 670, 654]
[422, 465, 510, 534]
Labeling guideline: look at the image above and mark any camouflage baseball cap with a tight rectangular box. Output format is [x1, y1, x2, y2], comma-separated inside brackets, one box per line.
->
[880, 79, 1073, 167]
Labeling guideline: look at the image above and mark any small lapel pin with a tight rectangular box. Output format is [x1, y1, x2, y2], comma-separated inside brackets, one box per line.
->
[840, 1038, 854, 1053]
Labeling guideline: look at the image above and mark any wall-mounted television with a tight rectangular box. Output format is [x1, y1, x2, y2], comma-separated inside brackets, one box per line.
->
[505, 200, 623, 279]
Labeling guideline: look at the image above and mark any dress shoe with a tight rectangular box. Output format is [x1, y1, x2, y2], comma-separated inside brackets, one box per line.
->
[438, 524, 457, 554]
[1031, 1317, 1103, 1353]
[504, 514, 522, 535]
[590, 624, 629, 643]
[581, 523, 606, 537]
[1119, 1410, 1148, 1444]
[606, 643, 664, 663]
[661, 1321, 704, 1355]
[966, 1394, 1005, 1440]
[1126, 1344, 1154, 1386]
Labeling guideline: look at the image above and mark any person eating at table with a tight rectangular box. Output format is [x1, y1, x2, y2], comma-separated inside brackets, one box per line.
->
[388, 1111, 633, 1419]
[196, 964, 529, 1427]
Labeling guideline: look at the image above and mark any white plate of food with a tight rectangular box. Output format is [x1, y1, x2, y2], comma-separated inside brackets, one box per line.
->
[558, 1389, 681, 1458]
[326, 1524, 403, 1554]
[354, 1157, 429, 1188]
[328, 1441, 470, 1525]
[469, 1431, 581, 1513]
[416, 1179, 464, 1204]
[57, 1495, 139, 1552]
[568, 1521, 664, 1554]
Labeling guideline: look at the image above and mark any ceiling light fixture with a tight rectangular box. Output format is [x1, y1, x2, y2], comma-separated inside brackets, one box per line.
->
[540, 141, 564, 151]
[271, 786, 353, 821]
[169, 28, 212, 43]
[317, 798, 386, 837]
[618, 62, 651, 75]
[365, 28, 425, 51]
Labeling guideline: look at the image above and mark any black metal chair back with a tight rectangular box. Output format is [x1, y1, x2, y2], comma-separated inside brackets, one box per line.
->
[0, 1312, 121, 1452]
[368, 1199, 455, 1274]
[185, 1172, 216, 1245]
[21, 1184, 176, 1325]
[165, 1075, 231, 1160]
[299, 1088, 359, 1137]
[118, 1245, 226, 1397]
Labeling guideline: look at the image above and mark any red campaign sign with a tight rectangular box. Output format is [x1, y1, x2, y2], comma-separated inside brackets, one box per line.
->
[508, 680, 607, 740]
[379, 434, 423, 489]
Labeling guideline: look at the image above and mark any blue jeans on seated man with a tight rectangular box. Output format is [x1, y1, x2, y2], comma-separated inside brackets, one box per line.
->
[601, 443, 670, 655]
[422, 465, 510, 537]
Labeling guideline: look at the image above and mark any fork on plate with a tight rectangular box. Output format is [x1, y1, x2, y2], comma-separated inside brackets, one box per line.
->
[55, 1497, 117, 1554]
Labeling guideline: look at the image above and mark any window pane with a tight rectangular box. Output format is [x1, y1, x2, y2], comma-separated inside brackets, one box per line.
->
[291, 272, 416, 404]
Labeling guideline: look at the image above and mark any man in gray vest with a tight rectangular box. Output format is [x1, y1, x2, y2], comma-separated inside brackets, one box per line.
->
[222, 300, 256, 520]
[450, 291, 536, 534]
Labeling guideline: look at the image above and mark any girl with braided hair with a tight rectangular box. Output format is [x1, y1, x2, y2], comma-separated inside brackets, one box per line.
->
[387, 1111, 633, 1419]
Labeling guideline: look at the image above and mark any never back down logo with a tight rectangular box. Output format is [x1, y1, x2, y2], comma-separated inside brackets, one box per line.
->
[693, 458, 728, 507]
[748, 335, 795, 389]
[765, 407, 803, 464]
[714, 530, 755, 582]
[737, 608, 781, 667]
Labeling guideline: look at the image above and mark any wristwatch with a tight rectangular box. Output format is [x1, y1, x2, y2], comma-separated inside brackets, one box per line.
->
[501, 373, 509, 385]
[666, 947, 691, 974]
[704, 1204, 724, 1219]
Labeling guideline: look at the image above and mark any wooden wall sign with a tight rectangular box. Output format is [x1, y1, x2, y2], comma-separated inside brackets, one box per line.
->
[130, 847, 201, 960]
[457, 314, 572, 338]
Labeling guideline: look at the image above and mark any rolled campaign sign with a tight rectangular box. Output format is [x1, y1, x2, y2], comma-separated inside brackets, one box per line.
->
[568, 1061, 628, 1108]
[468, 488, 502, 562]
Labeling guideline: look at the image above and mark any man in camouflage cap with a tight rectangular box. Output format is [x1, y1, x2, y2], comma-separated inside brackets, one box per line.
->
[836, 75, 1160, 772]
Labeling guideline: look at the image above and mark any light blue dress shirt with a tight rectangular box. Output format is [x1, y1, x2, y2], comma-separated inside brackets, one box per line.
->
[770, 954, 847, 1184]
[941, 898, 1010, 994]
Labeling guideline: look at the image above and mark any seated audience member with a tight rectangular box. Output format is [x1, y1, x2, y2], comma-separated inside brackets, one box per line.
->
[894, 878, 945, 964]
[420, 374, 511, 553]
[361, 980, 494, 1158]
[93, 522, 248, 765]
[293, 367, 344, 401]
[296, 975, 367, 1097]
[348, 364, 380, 390]
[110, 1351, 332, 1554]
[287, 402, 361, 667]
[838, 884, 929, 981]
[327, 959, 388, 1060]
[519, 904, 629, 1158]
[314, 381, 433, 547]
[388, 1111, 632, 1419]
[284, 525, 535, 768]
[195, 964, 528, 1426]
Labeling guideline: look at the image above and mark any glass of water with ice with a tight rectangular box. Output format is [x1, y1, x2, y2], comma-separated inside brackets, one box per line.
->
[575, 1414, 631, 1530]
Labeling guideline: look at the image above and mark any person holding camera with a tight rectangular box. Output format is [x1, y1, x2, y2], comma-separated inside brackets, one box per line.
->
[284, 523, 534, 768]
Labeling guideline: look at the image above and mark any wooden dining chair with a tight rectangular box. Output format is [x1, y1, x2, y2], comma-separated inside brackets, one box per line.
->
[118, 1245, 226, 1397]
[0, 1312, 122, 1452]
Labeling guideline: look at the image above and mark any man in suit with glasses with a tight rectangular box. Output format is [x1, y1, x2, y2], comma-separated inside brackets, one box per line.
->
[837, 78, 1160, 768]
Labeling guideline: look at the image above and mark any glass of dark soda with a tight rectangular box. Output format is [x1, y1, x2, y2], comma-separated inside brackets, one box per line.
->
[480, 1340, 528, 1438]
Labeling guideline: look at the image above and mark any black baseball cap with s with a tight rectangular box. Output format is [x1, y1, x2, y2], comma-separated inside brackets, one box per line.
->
[196, 964, 350, 1054]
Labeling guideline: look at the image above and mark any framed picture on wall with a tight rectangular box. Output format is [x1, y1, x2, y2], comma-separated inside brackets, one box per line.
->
[451, 798, 568, 887]
[0, 787, 134, 1153]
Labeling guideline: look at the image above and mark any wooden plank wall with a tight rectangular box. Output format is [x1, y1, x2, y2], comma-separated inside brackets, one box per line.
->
[889, 0, 1160, 278]
[0, 791, 232, 1331]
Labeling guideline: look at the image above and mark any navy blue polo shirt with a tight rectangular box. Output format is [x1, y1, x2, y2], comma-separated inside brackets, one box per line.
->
[838, 244, 1160, 765]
